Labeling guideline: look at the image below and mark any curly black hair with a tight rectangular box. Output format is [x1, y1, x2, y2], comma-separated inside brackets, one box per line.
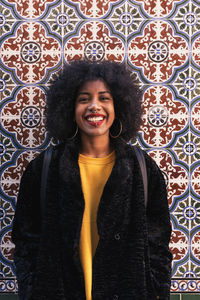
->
[46, 60, 143, 143]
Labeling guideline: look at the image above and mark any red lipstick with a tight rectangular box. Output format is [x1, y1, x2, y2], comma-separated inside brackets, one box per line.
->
[85, 113, 106, 127]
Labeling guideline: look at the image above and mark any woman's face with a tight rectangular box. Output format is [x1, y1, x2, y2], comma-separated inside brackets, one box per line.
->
[75, 79, 115, 139]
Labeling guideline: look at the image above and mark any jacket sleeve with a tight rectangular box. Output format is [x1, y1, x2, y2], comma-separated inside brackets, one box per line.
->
[12, 157, 42, 300]
[145, 153, 172, 300]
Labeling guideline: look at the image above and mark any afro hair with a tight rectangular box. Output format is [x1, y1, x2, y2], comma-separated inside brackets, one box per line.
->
[46, 60, 143, 143]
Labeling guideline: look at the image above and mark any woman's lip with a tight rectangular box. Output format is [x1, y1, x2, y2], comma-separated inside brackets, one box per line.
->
[86, 119, 105, 127]
[85, 113, 105, 119]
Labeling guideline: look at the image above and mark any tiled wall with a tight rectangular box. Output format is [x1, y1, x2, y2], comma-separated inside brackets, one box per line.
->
[0, 0, 200, 295]
[0, 293, 197, 299]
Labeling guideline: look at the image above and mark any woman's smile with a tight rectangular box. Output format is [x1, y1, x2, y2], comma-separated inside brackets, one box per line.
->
[75, 79, 115, 138]
[85, 113, 106, 127]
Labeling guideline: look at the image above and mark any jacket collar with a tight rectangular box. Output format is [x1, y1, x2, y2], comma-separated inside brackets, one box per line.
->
[62, 137, 134, 161]
[58, 138, 138, 237]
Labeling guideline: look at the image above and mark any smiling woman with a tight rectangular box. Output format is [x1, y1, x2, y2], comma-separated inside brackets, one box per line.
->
[45, 60, 143, 144]
[12, 60, 172, 300]
[75, 80, 115, 156]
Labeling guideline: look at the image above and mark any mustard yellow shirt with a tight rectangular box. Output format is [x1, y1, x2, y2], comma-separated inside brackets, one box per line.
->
[78, 151, 115, 300]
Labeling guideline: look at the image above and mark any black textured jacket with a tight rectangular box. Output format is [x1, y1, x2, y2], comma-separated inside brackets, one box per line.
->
[12, 140, 172, 300]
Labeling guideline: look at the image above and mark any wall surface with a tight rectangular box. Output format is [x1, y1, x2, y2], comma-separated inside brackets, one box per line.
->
[0, 0, 200, 296]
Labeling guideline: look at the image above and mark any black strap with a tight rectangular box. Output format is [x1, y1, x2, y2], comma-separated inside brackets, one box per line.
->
[40, 146, 53, 218]
[134, 146, 148, 208]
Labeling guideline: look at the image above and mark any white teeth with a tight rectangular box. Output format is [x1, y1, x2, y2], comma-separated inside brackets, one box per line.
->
[87, 117, 104, 122]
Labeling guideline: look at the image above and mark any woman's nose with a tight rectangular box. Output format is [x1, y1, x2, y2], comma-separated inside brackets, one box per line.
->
[88, 99, 101, 111]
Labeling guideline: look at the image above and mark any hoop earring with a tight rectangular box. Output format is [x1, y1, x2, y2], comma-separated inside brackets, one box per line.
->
[68, 125, 78, 140]
[110, 119, 122, 139]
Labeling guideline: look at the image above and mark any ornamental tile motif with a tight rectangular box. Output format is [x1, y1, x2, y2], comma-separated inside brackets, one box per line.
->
[172, 197, 200, 231]
[141, 86, 188, 147]
[70, 0, 117, 18]
[173, 133, 200, 165]
[64, 21, 125, 62]
[0, 135, 15, 165]
[134, 0, 184, 18]
[128, 20, 189, 83]
[43, 2, 83, 39]
[1, 86, 47, 148]
[0, 69, 16, 98]
[170, 229, 189, 263]
[171, 279, 200, 292]
[105, 1, 145, 38]
[191, 165, 200, 199]
[0, 0, 200, 294]
[1, 22, 62, 84]
[147, 149, 189, 207]
[191, 229, 200, 262]
[0, 3, 17, 37]
[4, 0, 57, 19]
[1, 150, 40, 200]
[192, 36, 200, 68]
[170, 0, 200, 39]
[191, 100, 200, 133]
[173, 65, 200, 101]
[173, 260, 200, 279]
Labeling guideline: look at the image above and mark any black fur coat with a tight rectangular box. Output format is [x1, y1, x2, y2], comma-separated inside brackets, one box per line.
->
[12, 140, 172, 300]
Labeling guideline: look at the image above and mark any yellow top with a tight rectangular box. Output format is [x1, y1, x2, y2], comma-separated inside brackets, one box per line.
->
[78, 151, 115, 300]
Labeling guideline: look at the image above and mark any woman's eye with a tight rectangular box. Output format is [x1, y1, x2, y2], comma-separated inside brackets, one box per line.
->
[79, 98, 88, 102]
[100, 97, 109, 101]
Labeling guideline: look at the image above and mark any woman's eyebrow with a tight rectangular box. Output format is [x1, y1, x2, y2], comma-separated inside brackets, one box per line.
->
[78, 91, 111, 95]
[99, 91, 111, 94]
[78, 92, 90, 95]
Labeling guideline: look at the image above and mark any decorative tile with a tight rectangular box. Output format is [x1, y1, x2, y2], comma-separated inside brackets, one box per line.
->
[43, 1, 83, 39]
[171, 279, 200, 293]
[128, 20, 189, 83]
[1, 86, 47, 148]
[69, 0, 117, 18]
[172, 132, 200, 165]
[0, 279, 17, 292]
[191, 228, 200, 264]
[172, 197, 200, 231]
[169, 0, 200, 39]
[0, 150, 40, 201]
[191, 100, 200, 134]
[64, 21, 125, 62]
[192, 36, 200, 68]
[0, 134, 16, 166]
[170, 228, 189, 263]
[0, 69, 16, 100]
[0, 212, 16, 285]
[146, 149, 189, 206]
[0, 22, 62, 84]
[172, 260, 200, 279]
[4, 0, 57, 19]
[140, 85, 188, 147]
[105, 1, 144, 39]
[191, 164, 200, 199]
[173, 65, 200, 101]
[133, 0, 187, 18]
[0, 227, 14, 264]
[0, 2, 17, 38]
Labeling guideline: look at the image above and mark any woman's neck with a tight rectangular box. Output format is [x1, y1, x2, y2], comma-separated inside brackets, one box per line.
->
[80, 135, 113, 158]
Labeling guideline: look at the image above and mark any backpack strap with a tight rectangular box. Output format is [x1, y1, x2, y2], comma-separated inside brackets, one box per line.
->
[40, 146, 53, 218]
[134, 146, 148, 208]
